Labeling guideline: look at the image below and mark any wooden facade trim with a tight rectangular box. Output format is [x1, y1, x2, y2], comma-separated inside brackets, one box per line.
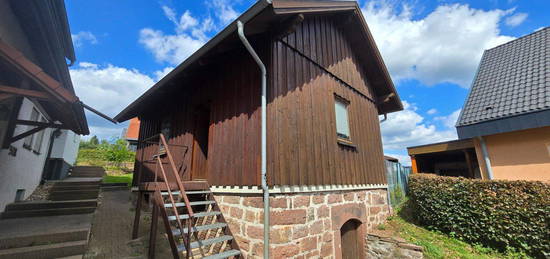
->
[277, 39, 376, 104]
[407, 139, 474, 156]
[209, 184, 388, 194]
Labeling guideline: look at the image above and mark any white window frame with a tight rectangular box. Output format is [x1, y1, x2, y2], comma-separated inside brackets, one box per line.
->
[23, 107, 40, 149]
[32, 116, 46, 153]
[334, 95, 351, 142]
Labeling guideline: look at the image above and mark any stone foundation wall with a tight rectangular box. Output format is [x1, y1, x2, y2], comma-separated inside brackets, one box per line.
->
[214, 188, 390, 258]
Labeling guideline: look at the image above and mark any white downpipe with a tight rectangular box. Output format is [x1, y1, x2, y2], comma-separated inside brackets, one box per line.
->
[237, 20, 269, 258]
[477, 136, 494, 180]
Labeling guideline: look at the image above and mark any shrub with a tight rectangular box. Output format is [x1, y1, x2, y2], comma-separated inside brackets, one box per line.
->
[408, 174, 550, 258]
[100, 139, 135, 168]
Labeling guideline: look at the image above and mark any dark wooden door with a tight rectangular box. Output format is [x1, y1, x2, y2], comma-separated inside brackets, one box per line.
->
[340, 220, 361, 259]
[191, 107, 210, 180]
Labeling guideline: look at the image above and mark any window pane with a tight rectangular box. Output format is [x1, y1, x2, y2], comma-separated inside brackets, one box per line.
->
[33, 117, 45, 152]
[23, 108, 39, 147]
[335, 99, 350, 139]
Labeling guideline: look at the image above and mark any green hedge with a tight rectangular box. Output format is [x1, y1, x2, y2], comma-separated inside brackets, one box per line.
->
[408, 174, 550, 258]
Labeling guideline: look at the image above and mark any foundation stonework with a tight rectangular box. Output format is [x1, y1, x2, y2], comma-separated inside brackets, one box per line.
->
[214, 188, 390, 258]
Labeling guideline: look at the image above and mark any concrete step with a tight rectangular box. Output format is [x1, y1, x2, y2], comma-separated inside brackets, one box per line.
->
[4, 200, 97, 211]
[0, 240, 87, 259]
[2, 207, 96, 219]
[0, 229, 89, 250]
[49, 190, 99, 201]
[71, 166, 103, 171]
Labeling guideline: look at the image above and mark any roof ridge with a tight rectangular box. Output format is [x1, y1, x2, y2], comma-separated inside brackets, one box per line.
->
[485, 26, 549, 52]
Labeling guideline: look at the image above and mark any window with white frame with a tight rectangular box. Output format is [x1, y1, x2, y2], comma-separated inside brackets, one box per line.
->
[32, 116, 46, 153]
[23, 107, 39, 149]
[334, 96, 351, 141]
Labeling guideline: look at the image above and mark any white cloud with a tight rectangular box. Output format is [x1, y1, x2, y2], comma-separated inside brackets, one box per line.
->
[70, 62, 155, 117]
[361, 1, 515, 87]
[427, 108, 437, 115]
[71, 31, 98, 47]
[83, 126, 124, 141]
[435, 109, 461, 129]
[212, 0, 239, 25]
[385, 153, 412, 166]
[381, 101, 457, 151]
[505, 12, 528, 27]
[139, 7, 214, 65]
[154, 66, 175, 81]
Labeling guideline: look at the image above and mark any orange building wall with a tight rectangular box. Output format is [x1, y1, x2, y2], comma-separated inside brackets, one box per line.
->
[484, 126, 550, 182]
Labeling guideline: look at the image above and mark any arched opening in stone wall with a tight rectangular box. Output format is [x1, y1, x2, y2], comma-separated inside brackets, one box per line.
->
[340, 219, 363, 259]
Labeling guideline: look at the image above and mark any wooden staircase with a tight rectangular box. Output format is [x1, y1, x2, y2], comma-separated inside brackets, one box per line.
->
[141, 134, 241, 259]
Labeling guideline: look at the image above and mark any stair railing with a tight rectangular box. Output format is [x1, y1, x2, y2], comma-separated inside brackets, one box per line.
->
[143, 133, 194, 258]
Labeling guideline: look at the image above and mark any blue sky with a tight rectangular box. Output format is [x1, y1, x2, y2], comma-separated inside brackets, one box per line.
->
[65, 0, 550, 165]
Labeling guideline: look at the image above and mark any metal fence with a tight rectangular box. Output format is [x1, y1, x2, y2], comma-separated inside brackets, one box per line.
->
[385, 160, 411, 207]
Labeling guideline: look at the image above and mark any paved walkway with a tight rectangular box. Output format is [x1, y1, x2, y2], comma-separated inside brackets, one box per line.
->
[84, 189, 172, 259]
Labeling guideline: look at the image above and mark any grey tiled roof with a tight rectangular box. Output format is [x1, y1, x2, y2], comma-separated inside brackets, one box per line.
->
[456, 27, 550, 127]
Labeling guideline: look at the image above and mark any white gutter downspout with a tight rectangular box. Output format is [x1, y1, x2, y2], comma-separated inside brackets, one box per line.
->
[237, 20, 270, 258]
[477, 136, 494, 180]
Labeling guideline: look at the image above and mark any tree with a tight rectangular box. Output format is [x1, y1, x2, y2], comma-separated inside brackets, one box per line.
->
[90, 135, 99, 145]
[101, 139, 134, 168]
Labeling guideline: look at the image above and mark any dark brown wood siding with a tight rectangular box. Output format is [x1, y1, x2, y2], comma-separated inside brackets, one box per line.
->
[134, 15, 387, 187]
[134, 47, 263, 187]
[267, 15, 387, 186]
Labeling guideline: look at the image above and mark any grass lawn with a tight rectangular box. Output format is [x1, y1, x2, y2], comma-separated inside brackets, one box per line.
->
[103, 173, 133, 186]
[376, 203, 529, 259]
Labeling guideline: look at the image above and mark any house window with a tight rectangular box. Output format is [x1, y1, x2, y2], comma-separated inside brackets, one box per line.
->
[334, 96, 351, 141]
[32, 116, 46, 153]
[23, 107, 40, 149]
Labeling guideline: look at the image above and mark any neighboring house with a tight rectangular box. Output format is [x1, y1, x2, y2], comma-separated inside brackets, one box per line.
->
[408, 27, 550, 182]
[0, 0, 89, 211]
[123, 117, 140, 151]
[115, 0, 403, 257]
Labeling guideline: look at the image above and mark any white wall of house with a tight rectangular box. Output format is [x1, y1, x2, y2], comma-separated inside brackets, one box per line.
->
[51, 130, 80, 166]
[0, 98, 53, 211]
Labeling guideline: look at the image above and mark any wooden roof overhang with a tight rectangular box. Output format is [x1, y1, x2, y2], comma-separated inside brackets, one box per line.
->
[115, 0, 403, 122]
[0, 39, 89, 138]
[407, 138, 474, 156]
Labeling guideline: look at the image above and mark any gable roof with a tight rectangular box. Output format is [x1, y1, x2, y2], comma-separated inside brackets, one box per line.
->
[456, 27, 550, 138]
[114, 0, 402, 122]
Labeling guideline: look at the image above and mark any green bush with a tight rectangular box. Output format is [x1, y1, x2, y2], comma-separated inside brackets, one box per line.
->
[408, 174, 550, 258]
[99, 139, 134, 168]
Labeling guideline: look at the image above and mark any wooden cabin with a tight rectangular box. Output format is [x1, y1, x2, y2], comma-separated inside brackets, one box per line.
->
[115, 1, 402, 258]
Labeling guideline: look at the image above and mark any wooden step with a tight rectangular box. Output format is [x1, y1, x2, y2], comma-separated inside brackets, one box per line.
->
[1, 207, 96, 219]
[0, 240, 87, 259]
[4, 200, 97, 211]
[51, 185, 100, 191]
[164, 200, 215, 208]
[203, 249, 241, 259]
[49, 190, 99, 201]
[168, 211, 221, 221]
[176, 235, 234, 252]
[171, 223, 227, 236]
[0, 229, 89, 250]
[52, 180, 101, 186]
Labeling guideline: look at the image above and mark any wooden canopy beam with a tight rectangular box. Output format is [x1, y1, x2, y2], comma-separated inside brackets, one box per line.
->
[0, 85, 51, 100]
[15, 119, 69, 129]
[0, 93, 13, 102]
[8, 125, 47, 144]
